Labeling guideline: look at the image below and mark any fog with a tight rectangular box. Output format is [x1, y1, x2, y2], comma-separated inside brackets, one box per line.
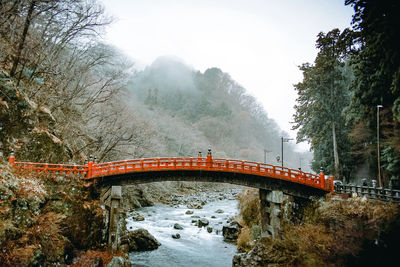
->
[100, 0, 353, 144]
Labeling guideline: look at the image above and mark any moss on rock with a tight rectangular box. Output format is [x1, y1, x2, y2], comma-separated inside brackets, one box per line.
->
[0, 164, 109, 266]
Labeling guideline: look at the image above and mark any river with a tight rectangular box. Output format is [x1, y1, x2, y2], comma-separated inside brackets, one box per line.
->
[126, 191, 239, 267]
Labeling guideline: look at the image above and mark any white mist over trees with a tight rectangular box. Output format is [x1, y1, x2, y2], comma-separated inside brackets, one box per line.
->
[126, 56, 312, 171]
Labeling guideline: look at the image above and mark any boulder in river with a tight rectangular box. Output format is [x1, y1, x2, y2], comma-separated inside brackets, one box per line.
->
[107, 256, 127, 267]
[132, 213, 145, 221]
[185, 210, 194, 215]
[215, 209, 224, 214]
[222, 220, 243, 241]
[207, 226, 213, 233]
[174, 223, 184, 230]
[121, 229, 161, 251]
[198, 218, 209, 227]
[187, 203, 203, 209]
[172, 233, 181, 239]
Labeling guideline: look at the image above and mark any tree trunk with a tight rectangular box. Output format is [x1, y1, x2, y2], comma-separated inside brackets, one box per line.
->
[10, 0, 36, 77]
[332, 122, 340, 177]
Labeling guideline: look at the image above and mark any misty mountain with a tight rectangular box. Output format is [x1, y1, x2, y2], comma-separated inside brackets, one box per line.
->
[127, 57, 312, 171]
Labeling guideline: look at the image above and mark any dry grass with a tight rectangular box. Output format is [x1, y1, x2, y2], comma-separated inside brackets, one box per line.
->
[236, 188, 263, 252]
[70, 250, 123, 267]
[237, 226, 252, 252]
[237, 195, 400, 266]
[237, 188, 260, 228]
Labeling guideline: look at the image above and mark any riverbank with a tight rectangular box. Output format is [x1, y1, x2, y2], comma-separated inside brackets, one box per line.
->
[233, 190, 400, 266]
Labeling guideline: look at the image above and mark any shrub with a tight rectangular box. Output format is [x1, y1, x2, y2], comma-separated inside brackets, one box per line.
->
[237, 226, 252, 252]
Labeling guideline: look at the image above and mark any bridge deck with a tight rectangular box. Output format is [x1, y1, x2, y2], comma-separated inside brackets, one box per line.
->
[9, 154, 334, 193]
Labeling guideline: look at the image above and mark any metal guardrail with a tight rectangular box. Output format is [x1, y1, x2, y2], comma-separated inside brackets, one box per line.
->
[334, 184, 400, 202]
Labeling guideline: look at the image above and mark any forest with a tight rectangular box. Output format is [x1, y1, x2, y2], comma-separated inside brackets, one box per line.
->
[292, 0, 399, 185]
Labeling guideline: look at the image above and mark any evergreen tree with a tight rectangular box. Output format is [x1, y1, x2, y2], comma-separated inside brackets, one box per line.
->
[293, 29, 355, 179]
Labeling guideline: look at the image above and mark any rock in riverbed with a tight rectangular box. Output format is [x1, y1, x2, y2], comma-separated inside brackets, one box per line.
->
[172, 233, 181, 239]
[187, 203, 203, 209]
[174, 223, 184, 230]
[198, 218, 209, 227]
[121, 229, 161, 251]
[222, 220, 242, 241]
[131, 213, 145, 221]
[107, 256, 129, 267]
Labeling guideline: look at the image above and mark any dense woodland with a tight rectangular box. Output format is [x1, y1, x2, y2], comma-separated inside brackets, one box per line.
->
[0, 0, 310, 172]
[292, 0, 399, 184]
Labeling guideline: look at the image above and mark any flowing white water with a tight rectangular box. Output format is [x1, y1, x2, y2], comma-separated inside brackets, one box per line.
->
[127, 198, 239, 267]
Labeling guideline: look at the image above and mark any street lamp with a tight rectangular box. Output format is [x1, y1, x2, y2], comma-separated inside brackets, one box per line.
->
[281, 137, 293, 167]
[377, 104, 383, 187]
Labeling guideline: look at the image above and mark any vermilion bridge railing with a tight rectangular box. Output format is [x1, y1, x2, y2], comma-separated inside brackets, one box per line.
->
[8, 152, 334, 192]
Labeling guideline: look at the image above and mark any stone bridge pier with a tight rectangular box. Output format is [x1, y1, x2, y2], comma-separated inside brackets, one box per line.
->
[259, 189, 284, 238]
[100, 185, 123, 252]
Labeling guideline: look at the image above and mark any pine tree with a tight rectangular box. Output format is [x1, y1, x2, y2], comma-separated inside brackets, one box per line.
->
[293, 29, 355, 180]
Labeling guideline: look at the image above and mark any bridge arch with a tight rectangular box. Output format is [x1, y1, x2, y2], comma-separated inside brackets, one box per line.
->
[94, 170, 327, 199]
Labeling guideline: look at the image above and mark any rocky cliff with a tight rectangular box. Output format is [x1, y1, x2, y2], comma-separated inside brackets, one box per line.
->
[0, 162, 116, 266]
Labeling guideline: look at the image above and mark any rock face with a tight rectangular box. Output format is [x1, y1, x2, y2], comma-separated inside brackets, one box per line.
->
[222, 220, 242, 241]
[0, 164, 108, 266]
[121, 229, 161, 251]
[122, 185, 155, 211]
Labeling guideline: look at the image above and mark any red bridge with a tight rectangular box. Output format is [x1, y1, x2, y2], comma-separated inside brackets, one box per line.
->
[8, 150, 334, 198]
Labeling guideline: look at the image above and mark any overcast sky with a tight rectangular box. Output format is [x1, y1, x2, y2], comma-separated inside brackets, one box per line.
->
[100, 0, 354, 150]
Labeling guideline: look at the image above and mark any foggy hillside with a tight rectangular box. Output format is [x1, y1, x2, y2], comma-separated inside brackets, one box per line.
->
[127, 56, 313, 171]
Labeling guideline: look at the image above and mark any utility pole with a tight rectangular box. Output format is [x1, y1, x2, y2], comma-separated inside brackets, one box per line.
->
[377, 105, 383, 187]
[281, 137, 293, 167]
[263, 149, 271, 164]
